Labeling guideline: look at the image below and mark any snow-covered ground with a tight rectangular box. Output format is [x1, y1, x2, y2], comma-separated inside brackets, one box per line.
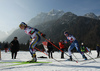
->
[0, 50, 100, 71]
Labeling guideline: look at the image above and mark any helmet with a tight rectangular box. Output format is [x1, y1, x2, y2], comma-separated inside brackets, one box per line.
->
[64, 31, 68, 35]
[81, 43, 84, 45]
[19, 22, 27, 27]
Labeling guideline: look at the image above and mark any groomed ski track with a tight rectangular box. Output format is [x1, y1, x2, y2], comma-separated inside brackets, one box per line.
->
[0, 50, 100, 71]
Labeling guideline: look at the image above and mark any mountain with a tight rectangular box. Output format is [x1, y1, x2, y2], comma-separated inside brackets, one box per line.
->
[0, 31, 8, 42]
[37, 12, 78, 42]
[0, 28, 16, 42]
[28, 9, 64, 26]
[5, 10, 100, 49]
[98, 15, 100, 20]
[84, 12, 99, 20]
[39, 14, 100, 49]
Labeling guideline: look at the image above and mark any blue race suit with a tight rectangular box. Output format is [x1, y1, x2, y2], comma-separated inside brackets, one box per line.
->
[65, 35, 86, 59]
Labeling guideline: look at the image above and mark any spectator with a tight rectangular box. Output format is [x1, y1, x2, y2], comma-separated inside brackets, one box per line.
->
[96, 44, 100, 58]
[47, 39, 53, 58]
[59, 40, 65, 59]
[10, 37, 19, 59]
[4, 42, 9, 53]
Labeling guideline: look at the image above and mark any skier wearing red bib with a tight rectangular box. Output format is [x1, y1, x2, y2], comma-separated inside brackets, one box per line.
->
[19, 22, 45, 62]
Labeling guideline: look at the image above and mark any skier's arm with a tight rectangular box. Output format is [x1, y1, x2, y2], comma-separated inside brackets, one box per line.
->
[34, 28, 41, 33]
[34, 28, 46, 37]
[64, 39, 69, 43]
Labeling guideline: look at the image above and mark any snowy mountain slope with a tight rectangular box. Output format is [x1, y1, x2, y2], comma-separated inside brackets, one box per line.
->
[84, 12, 99, 20]
[0, 28, 17, 42]
[28, 9, 64, 26]
[98, 15, 100, 20]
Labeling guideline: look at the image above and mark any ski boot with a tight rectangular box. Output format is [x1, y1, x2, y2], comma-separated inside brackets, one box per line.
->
[27, 54, 37, 63]
[83, 55, 87, 60]
[68, 56, 72, 61]
[32, 54, 37, 62]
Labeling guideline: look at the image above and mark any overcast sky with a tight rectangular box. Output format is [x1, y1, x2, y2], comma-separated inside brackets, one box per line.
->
[0, 0, 100, 32]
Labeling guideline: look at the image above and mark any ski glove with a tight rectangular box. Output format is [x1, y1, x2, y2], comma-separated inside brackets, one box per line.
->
[41, 33, 46, 37]
[38, 31, 46, 37]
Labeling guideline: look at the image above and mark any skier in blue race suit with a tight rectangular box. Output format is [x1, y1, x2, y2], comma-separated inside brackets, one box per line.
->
[64, 32, 87, 61]
[19, 22, 45, 62]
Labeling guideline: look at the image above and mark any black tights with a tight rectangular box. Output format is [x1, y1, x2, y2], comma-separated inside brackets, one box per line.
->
[11, 52, 17, 59]
[48, 51, 53, 58]
[97, 51, 100, 57]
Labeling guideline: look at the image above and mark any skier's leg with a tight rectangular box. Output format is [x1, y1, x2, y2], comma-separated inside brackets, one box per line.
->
[29, 43, 37, 62]
[68, 43, 74, 61]
[29, 35, 40, 62]
[75, 42, 87, 60]
[68, 44, 74, 56]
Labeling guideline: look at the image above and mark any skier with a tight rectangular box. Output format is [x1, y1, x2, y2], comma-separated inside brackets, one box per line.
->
[64, 31, 87, 61]
[59, 40, 65, 59]
[19, 22, 45, 62]
[81, 43, 91, 54]
[80, 43, 86, 53]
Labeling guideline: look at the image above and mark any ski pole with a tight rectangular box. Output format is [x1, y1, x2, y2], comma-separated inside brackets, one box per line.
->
[42, 37, 78, 63]
[35, 47, 48, 56]
[43, 37, 68, 55]
[85, 53, 97, 62]
[72, 53, 79, 61]
[34, 47, 60, 62]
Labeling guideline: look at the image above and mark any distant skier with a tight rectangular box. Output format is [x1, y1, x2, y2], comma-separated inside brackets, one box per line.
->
[81, 43, 91, 54]
[64, 31, 87, 61]
[80, 43, 86, 53]
[19, 22, 45, 62]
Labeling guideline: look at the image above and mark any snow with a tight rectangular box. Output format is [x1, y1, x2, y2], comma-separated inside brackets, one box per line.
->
[84, 12, 98, 19]
[0, 50, 100, 71]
